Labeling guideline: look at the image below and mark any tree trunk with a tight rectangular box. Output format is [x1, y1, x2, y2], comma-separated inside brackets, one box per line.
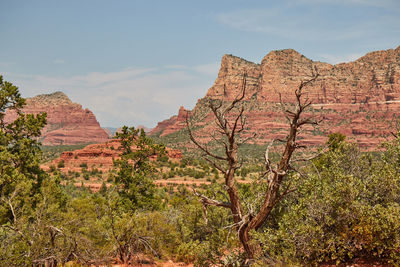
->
[239, 223, 255, 259]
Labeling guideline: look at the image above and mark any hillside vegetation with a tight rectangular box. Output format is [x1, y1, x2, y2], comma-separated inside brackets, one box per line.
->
[1, 75, 400, 266]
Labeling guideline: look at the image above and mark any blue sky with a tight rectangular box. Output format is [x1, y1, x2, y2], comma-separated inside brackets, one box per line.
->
[1, 0, 399, 128]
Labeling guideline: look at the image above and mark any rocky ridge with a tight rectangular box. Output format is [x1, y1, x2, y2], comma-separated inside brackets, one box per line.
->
[151, 46, 400, 149]
[5, 91, 109, 145]
[42, 139, 182, 173]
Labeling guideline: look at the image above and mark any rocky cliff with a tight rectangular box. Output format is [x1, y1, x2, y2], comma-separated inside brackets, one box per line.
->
[5, 91, 109, 145]
[151, 46, 400, 149]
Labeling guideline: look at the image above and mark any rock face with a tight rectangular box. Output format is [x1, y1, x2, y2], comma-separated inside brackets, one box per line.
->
[151, 46, 400, 149]
[5, 91, 109, 145]
[151, 106, 189, 137]
[136, 125, 153, 133]
[42, 139, 182, 173]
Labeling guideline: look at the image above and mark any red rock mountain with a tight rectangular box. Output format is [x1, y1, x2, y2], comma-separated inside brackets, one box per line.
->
[5, 91, 109, 145]
[151, 46, 400, 149]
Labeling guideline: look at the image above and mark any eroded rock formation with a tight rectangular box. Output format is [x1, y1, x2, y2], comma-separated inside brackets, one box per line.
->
[5, 91, 109, 145]
[42, 139, 182, 173]
[151, 46, 400, 149]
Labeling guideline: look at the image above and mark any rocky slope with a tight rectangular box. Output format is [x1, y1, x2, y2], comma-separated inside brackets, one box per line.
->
[5, 91, 109, 145]
[42, 139, 182, 173]
[151, 46, 400, 150]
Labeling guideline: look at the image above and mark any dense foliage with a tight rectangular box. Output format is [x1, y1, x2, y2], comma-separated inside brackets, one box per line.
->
[253, 134, 400, 265]
[1, 76, 399, 266]
[112, 126, 165, 211]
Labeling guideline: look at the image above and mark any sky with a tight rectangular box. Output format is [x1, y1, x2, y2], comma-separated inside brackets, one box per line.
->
[1, 0, 399, 128]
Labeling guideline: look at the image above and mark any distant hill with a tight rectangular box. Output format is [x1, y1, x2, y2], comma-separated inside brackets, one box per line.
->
[103, 127, 118, 137]
[5, 91, 109, 145]
[151, 46, 400, 150]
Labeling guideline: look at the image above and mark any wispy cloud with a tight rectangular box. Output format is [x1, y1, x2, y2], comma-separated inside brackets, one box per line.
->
[318, 53, 364, 64]
[2, 64, 218, 128]
[53, 59, 65, 64]
[193, 62, 220, 76]
[293, 0, 400, 9]
[217, 8, 349, 40]
[0, 62, 16, 67]
[216, 2, 400, 41]
[163, 64, 188, 70]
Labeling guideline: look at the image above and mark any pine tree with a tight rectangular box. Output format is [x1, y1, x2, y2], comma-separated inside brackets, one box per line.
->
[0, 75, 47, 223]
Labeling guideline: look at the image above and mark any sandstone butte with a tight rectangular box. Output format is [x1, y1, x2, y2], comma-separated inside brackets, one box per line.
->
[150, 46, 400, 150]
[42, 139, 182, 173]
[5, 91, 110, 145]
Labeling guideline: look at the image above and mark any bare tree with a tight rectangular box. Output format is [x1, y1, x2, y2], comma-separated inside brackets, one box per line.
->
[186, 72, 319, 260]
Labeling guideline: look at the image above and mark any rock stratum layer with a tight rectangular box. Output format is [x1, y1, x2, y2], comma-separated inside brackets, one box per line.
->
[42, 139, 182, 173]
[151, 46, 400, 150]
[5, 91, 109, 145]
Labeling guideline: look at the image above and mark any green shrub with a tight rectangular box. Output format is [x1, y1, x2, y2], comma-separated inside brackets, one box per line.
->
[253, 138, 400, 265]
[57, 160, 65, 168]
[79, 163, 88, 168]
[49, 165, 56, 172]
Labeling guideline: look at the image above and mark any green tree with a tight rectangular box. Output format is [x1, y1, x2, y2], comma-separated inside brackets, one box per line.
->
[254, 135, 400, 265]
[113, 126, 166, 211]
[327, 132, 346, 151]
[102, 127, 169, 263]
[0, 75, 53, 265]
[0, 75, 47, 223]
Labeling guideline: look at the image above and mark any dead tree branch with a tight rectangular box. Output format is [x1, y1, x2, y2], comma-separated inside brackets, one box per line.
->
[187, 69, 320, 259]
